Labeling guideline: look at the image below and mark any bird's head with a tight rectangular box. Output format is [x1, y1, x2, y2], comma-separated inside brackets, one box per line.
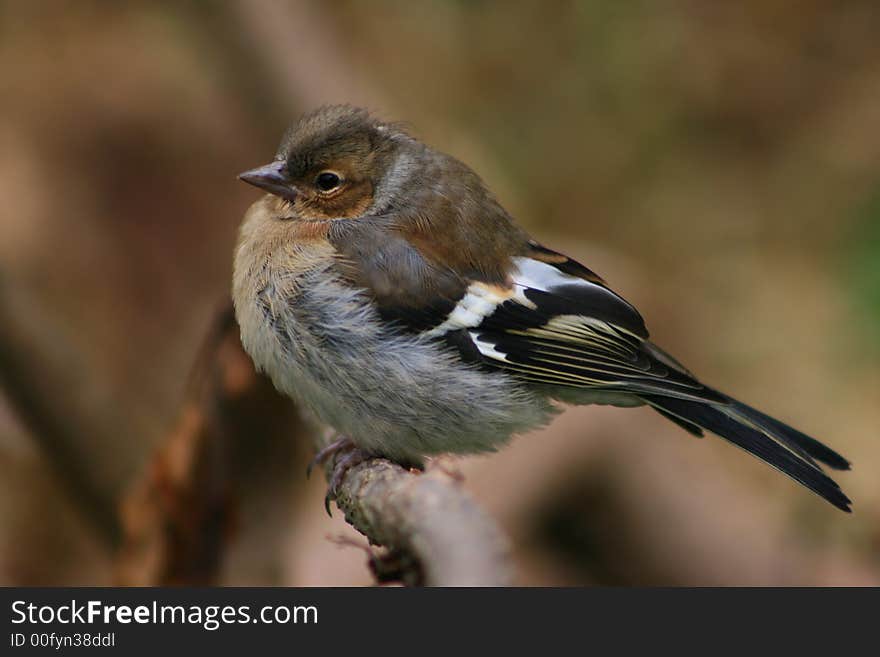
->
[239, 105, 408, 221]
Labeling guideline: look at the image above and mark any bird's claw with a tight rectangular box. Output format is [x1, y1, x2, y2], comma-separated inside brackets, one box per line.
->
[323, 447, 372, 517]
[309, 437, 372, 517]
[307, 436, 354, 479]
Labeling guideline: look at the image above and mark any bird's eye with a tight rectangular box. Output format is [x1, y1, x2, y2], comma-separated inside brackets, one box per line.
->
[315, 171, 342, 192]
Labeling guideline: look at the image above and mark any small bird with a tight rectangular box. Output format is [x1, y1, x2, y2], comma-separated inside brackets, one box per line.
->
[233, 105, 852, 512]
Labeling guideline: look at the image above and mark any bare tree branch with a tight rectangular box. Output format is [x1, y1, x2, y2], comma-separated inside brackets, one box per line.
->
[321, 444, 514, 586]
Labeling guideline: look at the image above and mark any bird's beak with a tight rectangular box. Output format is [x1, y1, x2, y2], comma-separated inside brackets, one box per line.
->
[238, 160, 298, 202]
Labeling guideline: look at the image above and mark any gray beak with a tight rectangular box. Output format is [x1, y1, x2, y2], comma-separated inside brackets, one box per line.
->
[238, 160, 298, 202]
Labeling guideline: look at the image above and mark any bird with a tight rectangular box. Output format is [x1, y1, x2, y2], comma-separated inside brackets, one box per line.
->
[233, 105, 852, 513]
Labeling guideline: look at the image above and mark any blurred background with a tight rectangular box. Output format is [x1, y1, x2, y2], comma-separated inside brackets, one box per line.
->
[1, 0, 879, 586]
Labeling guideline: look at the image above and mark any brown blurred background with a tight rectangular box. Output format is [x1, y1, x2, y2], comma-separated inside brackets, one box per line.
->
[1, 0, 879, 586]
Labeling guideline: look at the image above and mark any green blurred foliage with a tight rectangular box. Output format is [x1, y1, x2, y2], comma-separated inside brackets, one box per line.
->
[847, 188, 880, 347]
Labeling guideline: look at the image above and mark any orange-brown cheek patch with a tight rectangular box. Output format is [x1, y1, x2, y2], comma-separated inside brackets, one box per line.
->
[339, 189, 374, 218]
[294, 181, 374, 220]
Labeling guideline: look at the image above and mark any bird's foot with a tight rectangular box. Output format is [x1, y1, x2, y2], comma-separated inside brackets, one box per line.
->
[309, 436, 373, 516]
[307, 435, 355, 479]
[323, 446, 372, 516]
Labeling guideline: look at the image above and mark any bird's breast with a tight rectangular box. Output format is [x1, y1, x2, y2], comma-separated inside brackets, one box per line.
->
[232, 240, 554, 462]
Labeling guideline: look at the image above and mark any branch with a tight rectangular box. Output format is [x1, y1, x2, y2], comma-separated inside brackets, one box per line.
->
[321, 444, 514, 586]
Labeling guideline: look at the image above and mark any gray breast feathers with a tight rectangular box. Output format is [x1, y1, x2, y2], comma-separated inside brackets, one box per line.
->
[241, 261, 557, 465]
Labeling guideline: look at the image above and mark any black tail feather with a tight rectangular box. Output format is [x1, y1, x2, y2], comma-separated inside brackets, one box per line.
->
[642, 394, 851, 512]
[725, 398, 851, 471]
